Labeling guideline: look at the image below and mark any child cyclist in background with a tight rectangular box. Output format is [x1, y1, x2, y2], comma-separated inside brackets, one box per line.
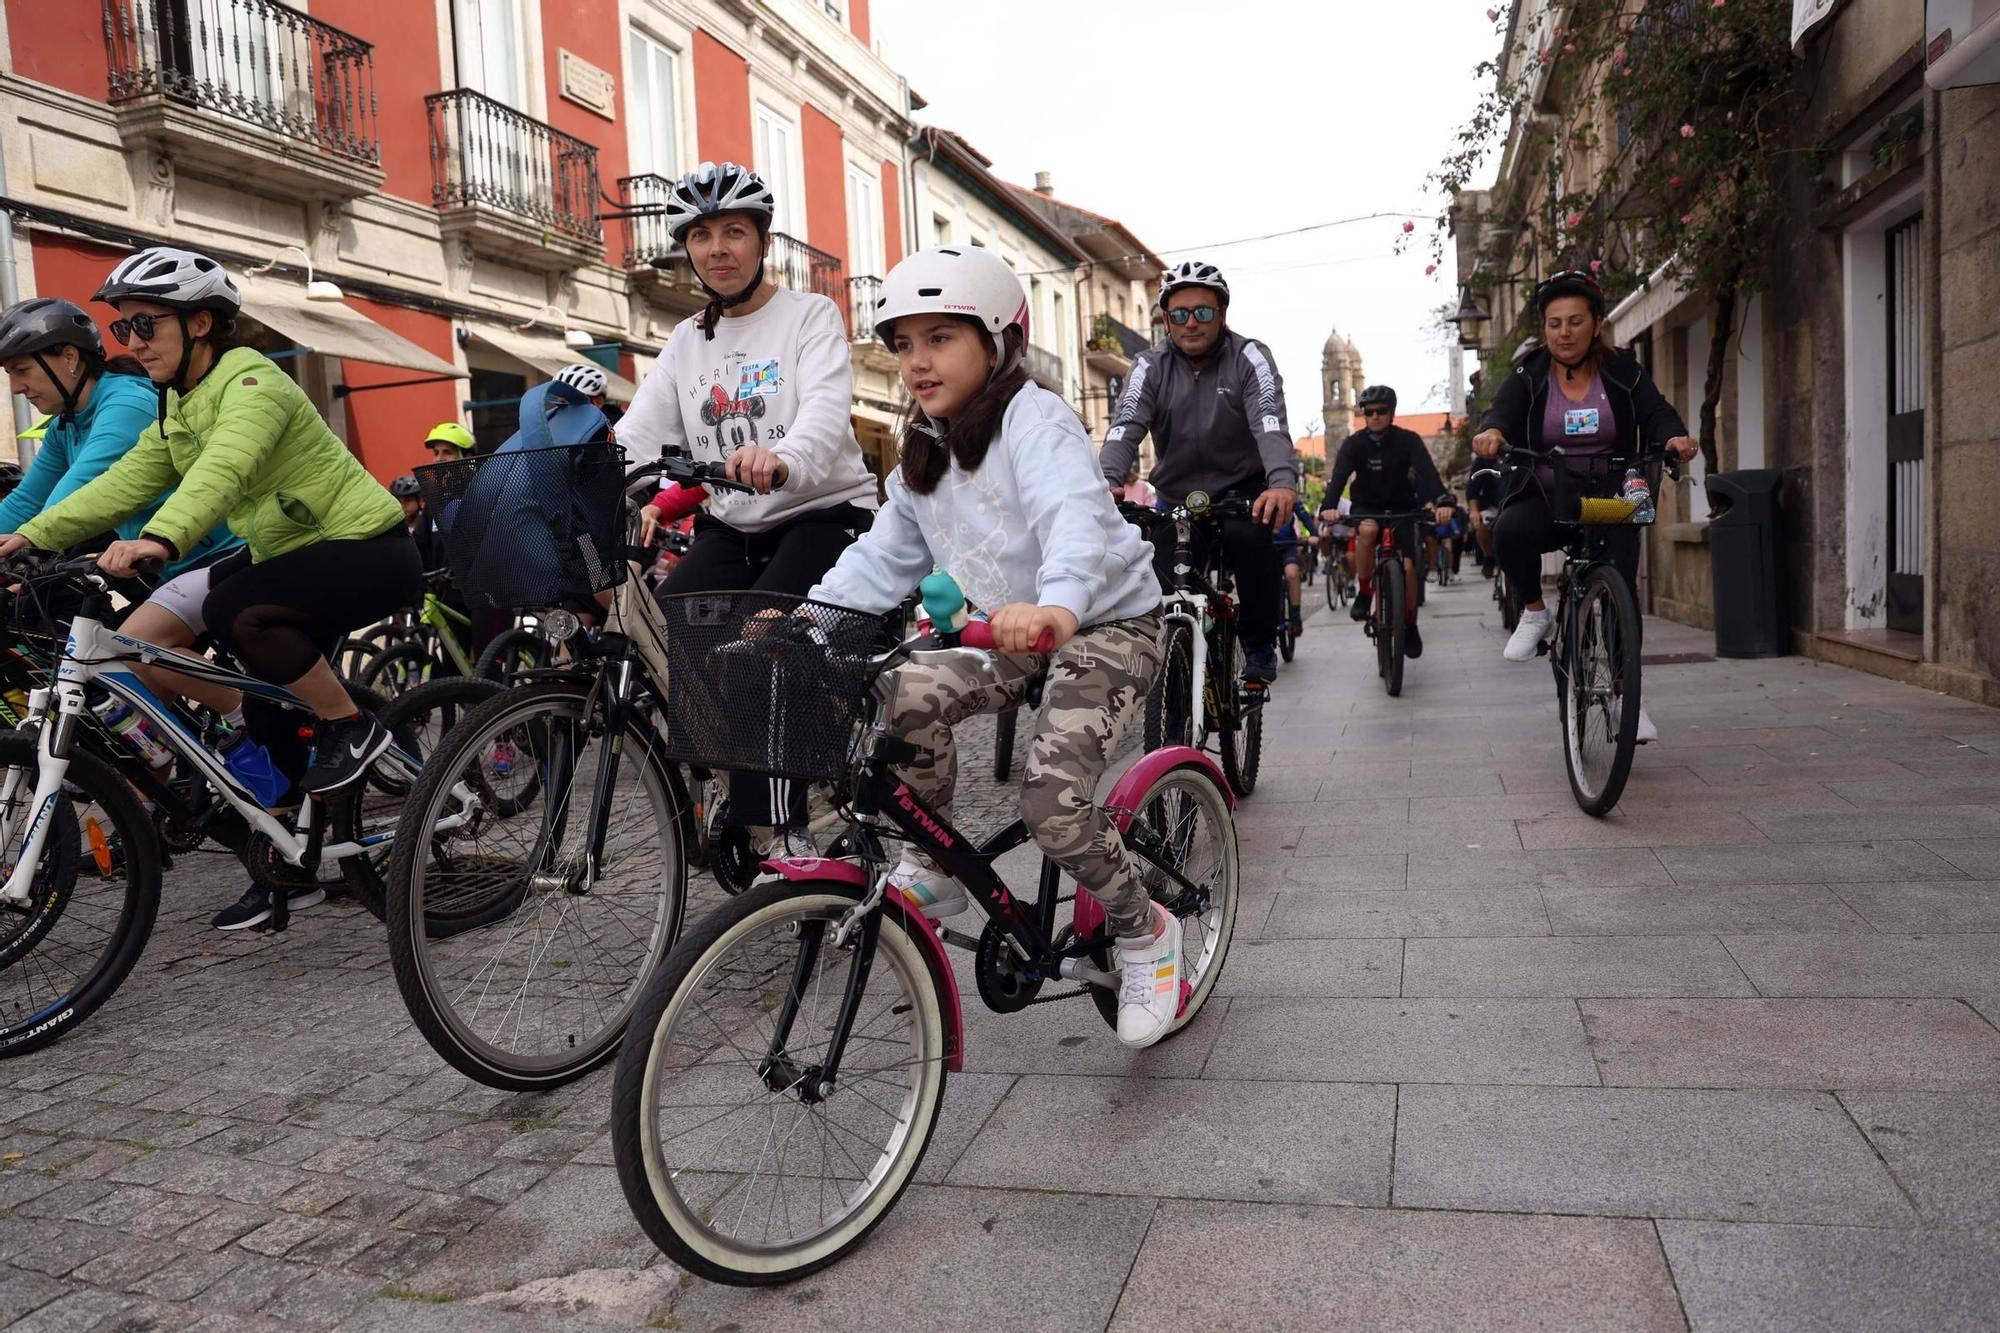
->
[807, 246, 1181, 1048]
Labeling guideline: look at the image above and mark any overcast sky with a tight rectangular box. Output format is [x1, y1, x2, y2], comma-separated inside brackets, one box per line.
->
[873, 0, 1502, 433]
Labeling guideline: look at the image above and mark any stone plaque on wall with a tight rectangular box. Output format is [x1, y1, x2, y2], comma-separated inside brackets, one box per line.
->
[560, 50, 616, 120]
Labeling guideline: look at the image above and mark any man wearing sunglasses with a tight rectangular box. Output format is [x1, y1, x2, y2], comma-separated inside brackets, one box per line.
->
[1100, 260, 1295, 684]
[1324, 385, 1453, 660]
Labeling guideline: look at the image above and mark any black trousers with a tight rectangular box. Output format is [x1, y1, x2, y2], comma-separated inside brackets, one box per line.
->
[1149, 508, 1282, 650]
[204, 527, 424, 685]
[1492, 489, 1639, 605]
[655, 503, 871, 829]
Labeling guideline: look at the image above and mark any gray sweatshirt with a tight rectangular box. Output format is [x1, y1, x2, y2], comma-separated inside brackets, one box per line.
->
[811, 382, 1161, 624]
[1098, 327, 1295, 501]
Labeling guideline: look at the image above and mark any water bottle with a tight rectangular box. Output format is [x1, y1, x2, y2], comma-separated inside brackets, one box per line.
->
[1622, 468, 1656, 526]
[220, 729, 291, 808]
[94, 700, 173, 771]
[919, 571, 969, 638]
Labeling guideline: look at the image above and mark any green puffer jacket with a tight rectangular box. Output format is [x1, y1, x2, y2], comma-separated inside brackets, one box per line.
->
[21, 346, 401, 563]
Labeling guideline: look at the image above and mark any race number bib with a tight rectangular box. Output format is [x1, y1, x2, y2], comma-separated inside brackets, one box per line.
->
[1564, 407, 1601, 436]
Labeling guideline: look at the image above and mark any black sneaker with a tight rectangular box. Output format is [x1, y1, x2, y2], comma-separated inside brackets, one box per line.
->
[1405, 622, 1424, 659]
[1349, 590, 1373, 622]
[212, 885, 327, 931]
[1243, 645, 1278, 684]
[300, 711, 391, 794]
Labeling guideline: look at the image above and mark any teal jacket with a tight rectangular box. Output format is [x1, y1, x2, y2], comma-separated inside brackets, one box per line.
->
[0, 373, 239, 574]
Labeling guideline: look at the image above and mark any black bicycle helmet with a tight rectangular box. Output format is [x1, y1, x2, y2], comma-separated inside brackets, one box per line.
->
[0, 298, 108, 420]
[1535, 269, 1607, 318]
[1357, 385, 1398, 410]
[389, 474, 422, 499]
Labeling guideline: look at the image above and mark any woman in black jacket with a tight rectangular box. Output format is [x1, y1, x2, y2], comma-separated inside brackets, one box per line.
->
[1472, 270, 1699, 696]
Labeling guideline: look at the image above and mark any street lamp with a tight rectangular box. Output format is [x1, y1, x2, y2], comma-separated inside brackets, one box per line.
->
[515, 305, 594, 349]
[1453, 285, 1491, 348]
[246, 245, 343, 301]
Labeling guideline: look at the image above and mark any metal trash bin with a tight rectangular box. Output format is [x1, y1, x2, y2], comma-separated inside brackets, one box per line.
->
[1706, 469, 1785, 658]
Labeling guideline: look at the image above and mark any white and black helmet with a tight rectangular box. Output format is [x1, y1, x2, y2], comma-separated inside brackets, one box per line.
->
[1158, 260, 1229, 309]
[95, 246, 241, 312]
[553, 362, 608, 398]
[664, 162, 777, 243]
[871, 246, 1029, 351]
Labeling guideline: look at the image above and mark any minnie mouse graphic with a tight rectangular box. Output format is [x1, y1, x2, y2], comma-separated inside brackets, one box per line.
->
[698, 382, 766, 452]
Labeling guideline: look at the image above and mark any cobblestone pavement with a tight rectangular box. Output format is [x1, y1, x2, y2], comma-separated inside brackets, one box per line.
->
[5, 574, 1999, 1331]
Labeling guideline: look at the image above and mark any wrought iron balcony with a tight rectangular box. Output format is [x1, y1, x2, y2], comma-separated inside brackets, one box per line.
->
[427, 88, 602, 244]
[849, 275, 883, 343]
[767, 232, 845, 304]
[1026, 342, 1064, 393]
[618, 173, 679, 268]
[102, 0, 379, 164]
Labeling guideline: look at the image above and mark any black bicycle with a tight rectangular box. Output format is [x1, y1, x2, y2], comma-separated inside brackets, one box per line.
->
[611, 593, 1239, 1284]
[1122, 495, 1264, 797]
[1350, 508, 1434, 698]
[1487, 445, 1666, 816]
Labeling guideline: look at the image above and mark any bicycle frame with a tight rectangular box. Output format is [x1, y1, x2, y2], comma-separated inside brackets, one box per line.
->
[0, 599, 441, 910]
[418, 590, 477, 675]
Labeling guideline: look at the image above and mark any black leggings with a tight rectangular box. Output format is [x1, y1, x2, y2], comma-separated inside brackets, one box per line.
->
[656, 504, 872, 829]
[1147, 503, 1283, 650]
[1491, 490, 1639, 607]
[203, 527, 425, 685]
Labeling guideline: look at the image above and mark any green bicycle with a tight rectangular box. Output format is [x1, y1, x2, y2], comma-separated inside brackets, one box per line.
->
[359, 572, 552, 698]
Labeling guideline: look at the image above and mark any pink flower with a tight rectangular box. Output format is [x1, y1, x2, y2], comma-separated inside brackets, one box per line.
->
[1563, 42, 1576, 53]
[1588, 260, 1603, 273]
[1712, 0, 1725, 7]
[1680, 213, 1695, 224]
[1680, 123, 1696, 138]
[1486, 7, 1500, 20]
[1425, 263, 1438, 275]
[1564, 211, 1582, 228]
[1537, 45, 1551, 62]
[1669, 174, 1684, 186]
[1402, 220, 1416, 233]
[1612, 47, 1627, 65]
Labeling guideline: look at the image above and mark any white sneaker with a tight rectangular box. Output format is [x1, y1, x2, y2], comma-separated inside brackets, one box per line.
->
[1635, 704, 1659, 744]
[1114, 905, 1183, 1049]
[1504, 609, 1554, 662]
[758, 826, 820, 860]
[888, 851, 967, 920]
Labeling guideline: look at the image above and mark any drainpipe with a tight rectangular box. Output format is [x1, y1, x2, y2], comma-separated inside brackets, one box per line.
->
[0, 134, 32, 455]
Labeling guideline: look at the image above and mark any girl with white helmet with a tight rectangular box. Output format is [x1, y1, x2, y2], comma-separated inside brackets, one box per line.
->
[808, 246, 1184, 1049]
[0, 246, 421, 930]
[618, 161, 878, 849]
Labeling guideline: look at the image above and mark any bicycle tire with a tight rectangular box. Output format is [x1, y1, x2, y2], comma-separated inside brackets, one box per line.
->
[1498, 571, 1521, 632]
[1378, 558, 1406, 698]
[1211, 630, 1247, 795]
[1222, 676, 1261, 797]
[992, 707, 1018, 783]
[359, 639, 436, 701]
[337, 624, 401, 679]
[1324, 558, 1341, 613]
[612, 879, 948, 1285]
[1143, 620, 1197, 752]
[384, 678, 689, 1089]
[0, 733, 160, 1058]
[475, 628, 552, 682]
[1560, 564, 1643, 817]
[1088, 759, 1239, 1037]
[1277, 611, 1295, 664]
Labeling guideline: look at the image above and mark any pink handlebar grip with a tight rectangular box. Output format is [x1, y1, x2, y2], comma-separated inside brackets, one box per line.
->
[960, 620, 1055, 653]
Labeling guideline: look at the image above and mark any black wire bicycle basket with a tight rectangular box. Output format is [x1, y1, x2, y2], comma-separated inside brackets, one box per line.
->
[656, 591, 900, 782]
[415, 445, 630, 609]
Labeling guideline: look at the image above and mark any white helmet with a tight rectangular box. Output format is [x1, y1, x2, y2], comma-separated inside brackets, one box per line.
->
[95, 246, 241, 311]
[871, 246, 1029, 351]
[553, 362, 608, 398]
[1158, 259, 1229, 309]
[664, 161, 776, 243]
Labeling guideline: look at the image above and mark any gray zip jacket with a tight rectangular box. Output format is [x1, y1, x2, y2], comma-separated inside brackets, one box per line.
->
[1098, 328, 1295, 501]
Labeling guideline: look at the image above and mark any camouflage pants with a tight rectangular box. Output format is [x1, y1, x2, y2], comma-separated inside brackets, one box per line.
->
[885, 613, 1164, 938]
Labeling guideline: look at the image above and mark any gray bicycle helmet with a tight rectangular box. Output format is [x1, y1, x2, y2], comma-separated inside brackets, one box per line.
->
[389, 474, 422, 499]
[0, 298, 108, 420]
[664, 162, 776, 244]
[95, 246, 241, 312]
[1357, 384, 1398, 410]
[1158, 260, 1230, 309]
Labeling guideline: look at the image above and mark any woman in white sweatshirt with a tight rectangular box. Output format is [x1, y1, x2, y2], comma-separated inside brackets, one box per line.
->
[808, 246, 1181, 1049]
[618, 161, 879, 849]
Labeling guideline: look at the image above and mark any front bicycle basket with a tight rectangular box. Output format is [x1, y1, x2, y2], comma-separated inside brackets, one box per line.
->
[416, 445, 629, 609]
[656, 590, 899, 782]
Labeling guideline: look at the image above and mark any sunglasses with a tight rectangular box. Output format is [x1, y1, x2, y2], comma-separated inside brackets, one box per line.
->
[108, 312, 173, 345]
[1166, 306, 1219, 326]
[1361, 406, 1393, 418]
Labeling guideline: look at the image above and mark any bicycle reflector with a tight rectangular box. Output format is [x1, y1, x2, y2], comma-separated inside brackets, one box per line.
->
[85, 817, 122, 878]
[1185, 490, 1212, 516]
[1578, 496, 1641, 525]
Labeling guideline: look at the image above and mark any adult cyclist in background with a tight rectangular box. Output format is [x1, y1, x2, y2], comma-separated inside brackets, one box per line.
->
[619, 161, 878, 857]
[424, 421, 475, 465]
[1100, 260, 1295, 684]
[0, 247, 420, 928]
[1473, 269, 1697, 741]
[1327, 385, 1453, 660]
[0, 297, 239, 585]
[1276, 497, 1317, 639]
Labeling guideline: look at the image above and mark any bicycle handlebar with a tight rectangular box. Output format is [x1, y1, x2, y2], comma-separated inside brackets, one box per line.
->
[960, 619, 1056, 654]
[624, 454, 758, 494]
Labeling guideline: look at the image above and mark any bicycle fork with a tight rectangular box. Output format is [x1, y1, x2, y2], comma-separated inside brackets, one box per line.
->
[0, 677, 82, 908]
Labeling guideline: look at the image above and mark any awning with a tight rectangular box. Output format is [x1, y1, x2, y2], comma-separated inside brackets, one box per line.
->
[1606, 260, 1693, 345]
[464, 322, 639, 403]
[237, 279, 463, 379]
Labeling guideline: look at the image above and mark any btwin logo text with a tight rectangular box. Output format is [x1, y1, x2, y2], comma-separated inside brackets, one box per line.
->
[894, 784, 954, 849]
